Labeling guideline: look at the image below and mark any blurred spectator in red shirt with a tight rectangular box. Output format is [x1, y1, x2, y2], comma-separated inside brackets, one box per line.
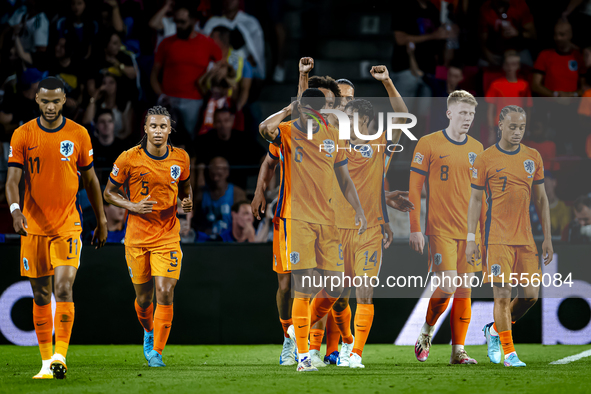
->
[532, 19, 586, 97]
[485, 51, 532, 145]
[479, 0, 536, 67]
[151, 1, 222, 140]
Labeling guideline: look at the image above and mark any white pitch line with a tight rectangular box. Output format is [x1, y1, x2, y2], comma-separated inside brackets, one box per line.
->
[549, 349, 591, 365]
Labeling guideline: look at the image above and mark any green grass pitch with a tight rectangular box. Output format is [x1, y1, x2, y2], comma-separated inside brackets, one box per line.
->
[1, 344, 590, 394]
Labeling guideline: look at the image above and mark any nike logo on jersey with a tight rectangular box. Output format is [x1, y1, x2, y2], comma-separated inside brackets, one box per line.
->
[140, 172, 150, 176]
[167, 269, 177, 272]
[439, 155, 449, 159]
[363, 267, 374, 271]
[298, 325, 307, 328]
[67, 256, 76, 260]
[496, 168, 506, 172]
[337, 262, 344, 266]
[28, 146, 38, 150]
[36, 322, 47, 326]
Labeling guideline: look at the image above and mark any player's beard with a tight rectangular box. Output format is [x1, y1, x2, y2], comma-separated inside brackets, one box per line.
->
[42, 109, 62, 124]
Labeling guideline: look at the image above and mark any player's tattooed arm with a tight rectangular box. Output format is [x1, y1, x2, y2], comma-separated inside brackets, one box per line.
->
[6, 167, 28, 236]
[465, 187, 484, 265]
[252, 154, 279, 220]
[259, 104, 292, 143]
[80, 167, 108, 248]
[532, 183, 554, 265]
[370, 65, 408, 144]
[104, 179, 157, 215]
[334, 164, 367, 234]
[297, 57, 314, 98]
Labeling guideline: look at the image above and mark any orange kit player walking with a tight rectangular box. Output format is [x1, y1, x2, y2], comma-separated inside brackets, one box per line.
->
[6, 77, 108, 379]
[466, 105, 553, 367]
[259, 88, 367, 372]
[104, 106, 192, 368]
[409, 90, 483, 365]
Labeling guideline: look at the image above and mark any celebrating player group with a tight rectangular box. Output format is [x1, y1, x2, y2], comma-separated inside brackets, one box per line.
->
[256, 57, 553, 371]
[6, 55, 553, 379]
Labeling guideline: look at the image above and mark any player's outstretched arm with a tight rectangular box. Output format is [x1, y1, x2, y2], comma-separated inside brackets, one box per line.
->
[370, 65, 408, 144]
[466, 187, 483, 265]
[335, 164, 367, 234]
[252, 154, 279, 220]
[6, 167, 28, 236]
[80, 167, 108, 249]
[179, 178, 193, 214]
[533, 183, 554, 265]
[104, 179, 157, 214]
[297, 57, 314, 98]
[259, 104, 292, 143]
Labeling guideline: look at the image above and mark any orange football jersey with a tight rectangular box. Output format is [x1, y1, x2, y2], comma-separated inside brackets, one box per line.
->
[410, 129, 484, 239]
[334, 134, 393, 229]
[275, 118, 348, 225]
[110, 145, 190, 247]
[471, 143, 544, 246]
[8, 117, 93, 236]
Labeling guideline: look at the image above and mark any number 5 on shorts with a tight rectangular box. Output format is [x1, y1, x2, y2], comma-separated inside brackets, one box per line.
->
[170, 251, 178, 267]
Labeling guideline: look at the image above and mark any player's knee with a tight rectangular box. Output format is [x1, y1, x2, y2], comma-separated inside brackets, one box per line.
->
[278, 278, 291, 295]
[54, 282, 73, 301]
[137, 293, 153, 307]
[332, 297, 349, 312]
[156, 284, 175, 304]
[32, 288, 52, 305]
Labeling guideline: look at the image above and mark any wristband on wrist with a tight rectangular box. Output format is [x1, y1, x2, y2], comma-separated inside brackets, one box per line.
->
[467, 233, 475, 242]
[10, 203, 20, 213]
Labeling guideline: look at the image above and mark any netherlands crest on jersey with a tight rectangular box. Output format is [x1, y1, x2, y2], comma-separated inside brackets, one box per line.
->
[468, 152, 477, 166]
[523, 159, 535, 175]
[323, 139, 335, 157]
[60, 140, 74, 157]
[290, 252, 300, 265]
[491, 264, 501, 276]
[359, 144, 373, 158]
[170, 165, 181, 180]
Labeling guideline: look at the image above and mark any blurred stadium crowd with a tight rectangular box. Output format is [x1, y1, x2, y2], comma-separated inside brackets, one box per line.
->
[0, 0, 590, 244]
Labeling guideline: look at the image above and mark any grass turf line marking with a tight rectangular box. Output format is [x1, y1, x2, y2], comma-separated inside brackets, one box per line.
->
[549, 349, 591, 365]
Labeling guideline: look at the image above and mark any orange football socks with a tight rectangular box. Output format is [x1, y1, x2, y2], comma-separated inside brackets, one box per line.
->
[280, 318, 292, 338]
[54, 302, 75, 357]
[332, 305, 354, 344]
[33, 301, 53, 360]
[310, 329, 324, 351]
[426, 287, 452, 326]
[325, 311, 340, 355]
[135, 300, 154, 332]
[451, 288, 471, 346]
[153, 304, 173, 354]
[292, 297, 311, 354]
[310, 289, 338, 327]
[499, 330, 515, 355]
[352, 304, 374, 356]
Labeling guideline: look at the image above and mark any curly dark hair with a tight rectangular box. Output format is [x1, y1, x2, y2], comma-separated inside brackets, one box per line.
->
[309, 75, 341, 98]
[344, 99, 374, 121]
[139, 105, 175, 150]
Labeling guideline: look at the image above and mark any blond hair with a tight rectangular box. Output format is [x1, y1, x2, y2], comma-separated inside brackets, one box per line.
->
[447, 90, 478, 108]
